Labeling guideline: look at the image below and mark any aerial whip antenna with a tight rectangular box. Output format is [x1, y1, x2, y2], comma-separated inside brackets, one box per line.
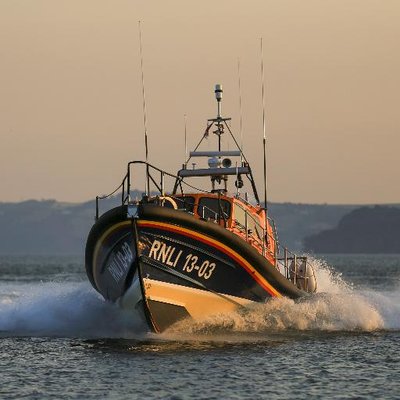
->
[260, 38, 269, 228]
[184, 114, 188, 168]
[138, 21, 149, 161]
[237, 58, 244, 163]
[138, 21, 150, 195]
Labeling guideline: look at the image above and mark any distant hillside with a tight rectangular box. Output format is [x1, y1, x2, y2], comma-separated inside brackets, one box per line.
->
[303, 206, 400, 253]
[0, 196, 128, 255]
[0, 197, 362, 255]
[268, 203, 356, 250]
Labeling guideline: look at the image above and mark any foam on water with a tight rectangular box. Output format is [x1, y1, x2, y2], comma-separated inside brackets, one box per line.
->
[0, 258, 398, 338]
[166, 258, 400, 336]
[0, 282, 146, 338]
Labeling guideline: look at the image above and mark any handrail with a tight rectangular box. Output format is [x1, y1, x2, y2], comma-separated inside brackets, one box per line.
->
[197, 203, 230, 223]
[232, 205, 316, 293]
[95, 161, 210, 220]
[275, 246, 317, 293]
[95, 176, 127, 220]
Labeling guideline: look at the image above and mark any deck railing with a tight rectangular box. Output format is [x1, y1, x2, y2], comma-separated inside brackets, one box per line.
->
[232, 206, 316, 293]
[95, 161, 188, 220]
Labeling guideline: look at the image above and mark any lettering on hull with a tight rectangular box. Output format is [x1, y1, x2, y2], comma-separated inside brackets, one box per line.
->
[149, 240, 183, 267]
[147, 239, 217, 280]
[106, 242, 134, 283]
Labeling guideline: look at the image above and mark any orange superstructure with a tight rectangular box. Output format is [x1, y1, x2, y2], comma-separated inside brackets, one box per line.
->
[174, 193, 277, 265]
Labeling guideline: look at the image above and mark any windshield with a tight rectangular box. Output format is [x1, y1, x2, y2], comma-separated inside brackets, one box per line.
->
[174, 196, 195, 212]
[197, 197, 231, 220]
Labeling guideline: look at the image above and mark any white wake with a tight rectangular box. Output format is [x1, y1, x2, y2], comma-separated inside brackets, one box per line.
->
[166, 258, 400, 335]
[0, 259, 398, 338]
[0, 281, 146, 338]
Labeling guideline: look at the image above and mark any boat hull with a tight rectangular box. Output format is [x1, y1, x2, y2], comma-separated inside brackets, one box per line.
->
[85, 204, 306, 332]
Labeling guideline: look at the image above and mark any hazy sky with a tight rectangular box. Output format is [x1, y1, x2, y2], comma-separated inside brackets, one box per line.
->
[1, 0, 399, 204]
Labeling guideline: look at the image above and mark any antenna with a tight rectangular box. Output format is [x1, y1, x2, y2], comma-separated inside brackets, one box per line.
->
[138, 21, 149, 162]
[260, 38, 268, 224]
[214, 84, 224, 152]
[138, 21, 150, 196]
[237, 58, 244, 163]
[215, 84, 223, 119]
[184, 114, 188, 168]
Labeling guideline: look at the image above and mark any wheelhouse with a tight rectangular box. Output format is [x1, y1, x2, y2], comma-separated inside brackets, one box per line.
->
[172, 193, 277, 263]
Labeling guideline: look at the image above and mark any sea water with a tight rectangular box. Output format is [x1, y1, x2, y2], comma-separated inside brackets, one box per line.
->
[0, 254, 399, 399]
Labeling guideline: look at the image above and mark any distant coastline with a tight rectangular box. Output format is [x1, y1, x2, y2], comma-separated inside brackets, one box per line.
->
[303, 206, 400, 253]
[0, 198, 398, 255]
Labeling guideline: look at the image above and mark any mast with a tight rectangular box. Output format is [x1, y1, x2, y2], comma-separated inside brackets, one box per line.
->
[173, 85, 260, 204]
[215, 84, 223, 152]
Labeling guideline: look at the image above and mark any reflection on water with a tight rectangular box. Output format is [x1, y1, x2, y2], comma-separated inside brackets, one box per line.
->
[78, 329, 392, 355]
[80, 337, 285, 354]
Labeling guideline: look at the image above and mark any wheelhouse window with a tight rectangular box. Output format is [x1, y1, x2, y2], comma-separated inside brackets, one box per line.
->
[174, 196, 195, 212]
[234, 204, 247, 228]
[198, 197, 231, 220]
[234, 203, 263, 239]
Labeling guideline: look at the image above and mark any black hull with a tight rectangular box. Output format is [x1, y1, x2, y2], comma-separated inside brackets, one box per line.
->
[85, 204, 306, 332]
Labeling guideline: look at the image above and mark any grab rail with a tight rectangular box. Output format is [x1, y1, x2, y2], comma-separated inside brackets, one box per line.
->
[275, 247, 317, 293]
[95, 161, 207, 220]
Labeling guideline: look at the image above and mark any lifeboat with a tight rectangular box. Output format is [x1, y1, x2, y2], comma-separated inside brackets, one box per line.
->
[85, 85, 317, 333]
